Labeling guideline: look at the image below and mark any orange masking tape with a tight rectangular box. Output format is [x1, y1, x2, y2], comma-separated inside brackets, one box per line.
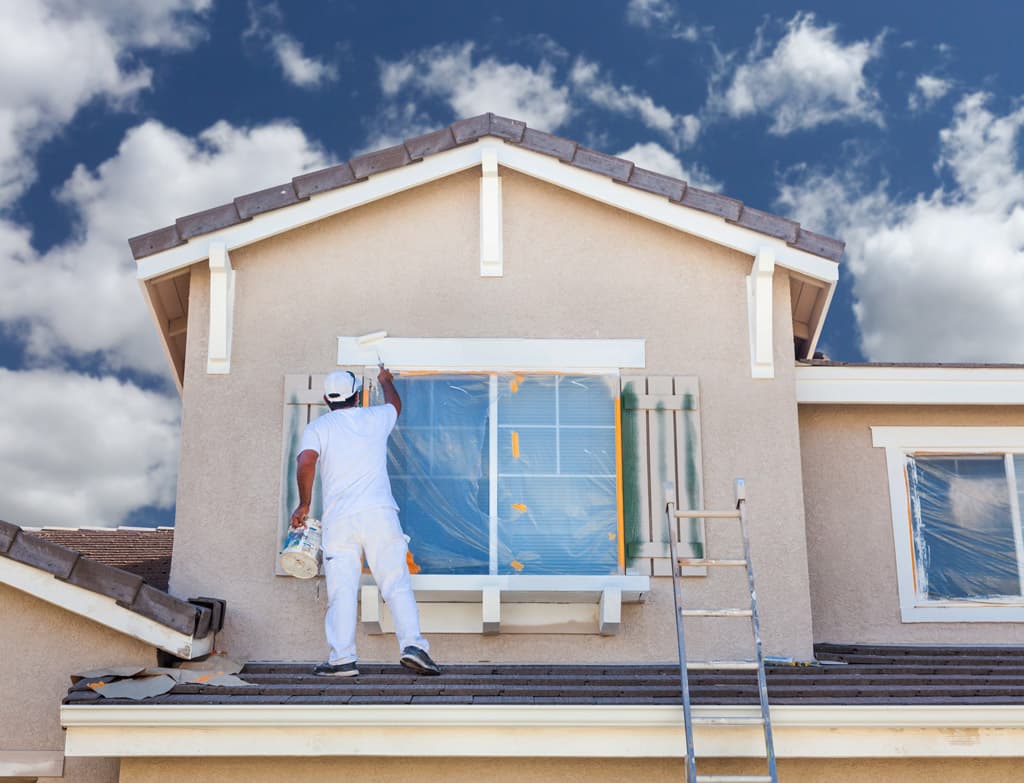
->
[511, 431, 520, 458]
[510, 559, 525, 571]
[511, 503, 527, 512]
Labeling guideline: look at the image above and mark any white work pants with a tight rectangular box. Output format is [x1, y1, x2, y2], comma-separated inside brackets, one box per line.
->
[322, 506, 428, 664]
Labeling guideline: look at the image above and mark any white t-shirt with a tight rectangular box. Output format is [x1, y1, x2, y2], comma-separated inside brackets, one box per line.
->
[298, 403, 399, 523]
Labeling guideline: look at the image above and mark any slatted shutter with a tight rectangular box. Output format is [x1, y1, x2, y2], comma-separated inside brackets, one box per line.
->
[620, 375, 704, 577]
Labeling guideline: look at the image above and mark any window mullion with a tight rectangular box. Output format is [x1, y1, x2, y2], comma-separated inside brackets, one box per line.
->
[1005, 453, 1024, 597]
[488, 374, 499, 575]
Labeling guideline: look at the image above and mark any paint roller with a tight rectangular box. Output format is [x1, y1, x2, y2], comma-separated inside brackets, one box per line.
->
[357, 330, 388, 368]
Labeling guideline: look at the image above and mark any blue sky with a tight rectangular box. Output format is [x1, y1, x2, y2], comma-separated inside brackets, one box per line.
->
[1, 0, 1023, 528]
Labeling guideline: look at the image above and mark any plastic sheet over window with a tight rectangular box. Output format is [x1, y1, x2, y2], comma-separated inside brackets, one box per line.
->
[374, 373, 621, 576]
[906, 454, 1023, 601]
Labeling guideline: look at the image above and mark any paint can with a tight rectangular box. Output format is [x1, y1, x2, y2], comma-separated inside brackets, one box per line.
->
[279, 518, 322, 579]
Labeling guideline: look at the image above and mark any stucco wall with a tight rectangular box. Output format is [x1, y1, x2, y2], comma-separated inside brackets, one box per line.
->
[800, 404, 1024, 644]
[171, 166, 815, 662]
[0, 584, 156, 783]
[118, 756, 1024, 783]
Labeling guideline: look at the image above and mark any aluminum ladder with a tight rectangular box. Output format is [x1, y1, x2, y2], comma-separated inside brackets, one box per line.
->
[665, 478, 777, 783]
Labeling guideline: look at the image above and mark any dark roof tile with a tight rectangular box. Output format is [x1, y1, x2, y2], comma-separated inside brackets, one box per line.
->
[293, 163, 358, 199]
[125, 583, 199, 636]
[790, 228, 845, 261]
[64, 557, 143, 605]
[488, 114, 526, 142]
[350, 144, 412, 179]
[677, 187, 743, 221]
[0, 519, 17, 552]
[128, 225, 184, 259]
[570, 147, 634, 181]
[625, 167, 687, 201]
[517, 127, 577, 161]
[33, 527, 173, 590]
[404, 128, 458, 161]
[234, 183, 302, 220]
[7, 533, 79, 578]
[730, 205, 800, 243]
[451, 113, 493, 144]
[176, 203, 243, 240]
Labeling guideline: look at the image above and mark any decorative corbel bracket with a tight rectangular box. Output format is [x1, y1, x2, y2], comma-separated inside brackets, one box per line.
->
[480, 147, 503, 277]
[207, 242, 235, 374]
[746, 247, 776, 379]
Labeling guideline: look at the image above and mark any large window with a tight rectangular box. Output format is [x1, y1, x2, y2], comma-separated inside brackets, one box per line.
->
[376, 373, 622, 576]
[874, 427, 1024, 621]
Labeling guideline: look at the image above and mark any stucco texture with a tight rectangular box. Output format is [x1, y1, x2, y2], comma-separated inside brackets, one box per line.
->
[171, 166, 815, 662]
[800, 404, 1024, 644]
[118, 756, 1024, 783]
[1, 584, 156, 782]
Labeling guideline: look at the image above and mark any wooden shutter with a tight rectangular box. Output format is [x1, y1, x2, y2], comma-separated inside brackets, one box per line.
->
[620, 375, 704, 577]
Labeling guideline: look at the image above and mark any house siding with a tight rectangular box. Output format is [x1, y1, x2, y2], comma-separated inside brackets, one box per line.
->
[171, 167, 814, 661]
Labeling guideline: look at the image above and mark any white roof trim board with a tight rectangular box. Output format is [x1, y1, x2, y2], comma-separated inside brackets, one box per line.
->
[796, 365, 1024, 405]
[62, 703, 1024, 759]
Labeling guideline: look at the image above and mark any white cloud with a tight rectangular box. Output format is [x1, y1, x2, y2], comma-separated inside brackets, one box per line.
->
[908, 74, 952, 111]
[0, 368, 181, 526]
[571, 58, 700, 148]
[245, 3, 337, 89]
[616, 141, 722, 192]
[0, 0, 211, 205]
[777, 92, 1024, 363]
[0, 119, 331, 375]
[709, 12, 884, 135]
[379, 43, 573, 131]
[625, 0, 698, 41]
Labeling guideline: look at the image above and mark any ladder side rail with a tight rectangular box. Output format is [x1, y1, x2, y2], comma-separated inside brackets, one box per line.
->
[736, 482, 778, 783]
[666, 492, 698, 783]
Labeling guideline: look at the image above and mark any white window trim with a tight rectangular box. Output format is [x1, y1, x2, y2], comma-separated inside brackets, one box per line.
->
[872, 426, 1024, 622]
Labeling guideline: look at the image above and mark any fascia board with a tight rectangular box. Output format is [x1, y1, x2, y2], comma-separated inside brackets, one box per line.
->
[135, 140, 838, 288]
[796, 365, 1024, 405]
[63, 703, 1024, 759]
[0, 556, 211, 659]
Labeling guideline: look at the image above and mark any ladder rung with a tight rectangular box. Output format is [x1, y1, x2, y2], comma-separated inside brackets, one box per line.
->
[696, 776, 773, 782]
[687, 660, 759, 670]
[673, 510, 740, 519]
[681, 608, 753, 617]
[693, 715, 765, 725]
[678, 558, 747, 567]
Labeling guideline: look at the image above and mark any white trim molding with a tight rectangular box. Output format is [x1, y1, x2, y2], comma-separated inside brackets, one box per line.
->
[206, 242, 235, 374]
[0, 556, 214, 659]
[63, 703, 1024, 759]
[873, 426, 1024, 622]
[796, 365, 1024, 405]
[746, 247, 775, 379]
[479, 147, 503, 276]
[0, 750, 64, 778]
[337, 336, 645, 372]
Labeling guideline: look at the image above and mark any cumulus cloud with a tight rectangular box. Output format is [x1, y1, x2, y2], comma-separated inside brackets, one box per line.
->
[625, 0, 698, 41]
[0, 119, 331, 375]
[777, 92, 1024, 363]
[709, 12, 884, 135]
[245, 2, 338, 89]
[0, 0, 210, 205]
[616, 141, 721, 192]
[0, 368, 181, 526]
[571, 58, 700, 148]
[908, 74, 952, 111]
[379, 42, 573, 131]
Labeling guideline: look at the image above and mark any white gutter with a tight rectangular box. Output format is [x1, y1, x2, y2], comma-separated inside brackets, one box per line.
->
[795, 365, 1024, 405]
[63, 703, 1024, 758]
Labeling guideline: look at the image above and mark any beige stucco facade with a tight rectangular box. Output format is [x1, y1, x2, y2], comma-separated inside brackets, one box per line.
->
[800, 404, 1024, 644]
[170, 167, 816, 662]
[117, 755, 1024, 783]
[0, 585, 156, 783]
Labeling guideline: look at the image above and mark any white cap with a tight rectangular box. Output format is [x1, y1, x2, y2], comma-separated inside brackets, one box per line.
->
[323, 370, 362, 402]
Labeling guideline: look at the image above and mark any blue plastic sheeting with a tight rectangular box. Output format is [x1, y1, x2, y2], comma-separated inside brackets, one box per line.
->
[906, 454, 1022, 600]
[375, 373, 620, 576]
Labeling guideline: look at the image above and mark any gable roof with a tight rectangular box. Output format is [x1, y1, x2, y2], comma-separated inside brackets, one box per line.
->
[30, 526, 173, 590]
[128, 113, 844, 264]
[0, 520, 216, 658]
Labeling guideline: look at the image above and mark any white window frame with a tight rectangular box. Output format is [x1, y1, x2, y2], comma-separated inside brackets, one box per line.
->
[873, 426, 1024, 622]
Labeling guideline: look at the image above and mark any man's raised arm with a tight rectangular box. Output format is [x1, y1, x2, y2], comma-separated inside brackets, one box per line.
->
[378, 366, 402, 418]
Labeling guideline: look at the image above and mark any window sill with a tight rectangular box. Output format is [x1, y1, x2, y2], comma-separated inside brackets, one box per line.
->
[901, 601, 1024, 623]
[359, 574, 649, 635]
